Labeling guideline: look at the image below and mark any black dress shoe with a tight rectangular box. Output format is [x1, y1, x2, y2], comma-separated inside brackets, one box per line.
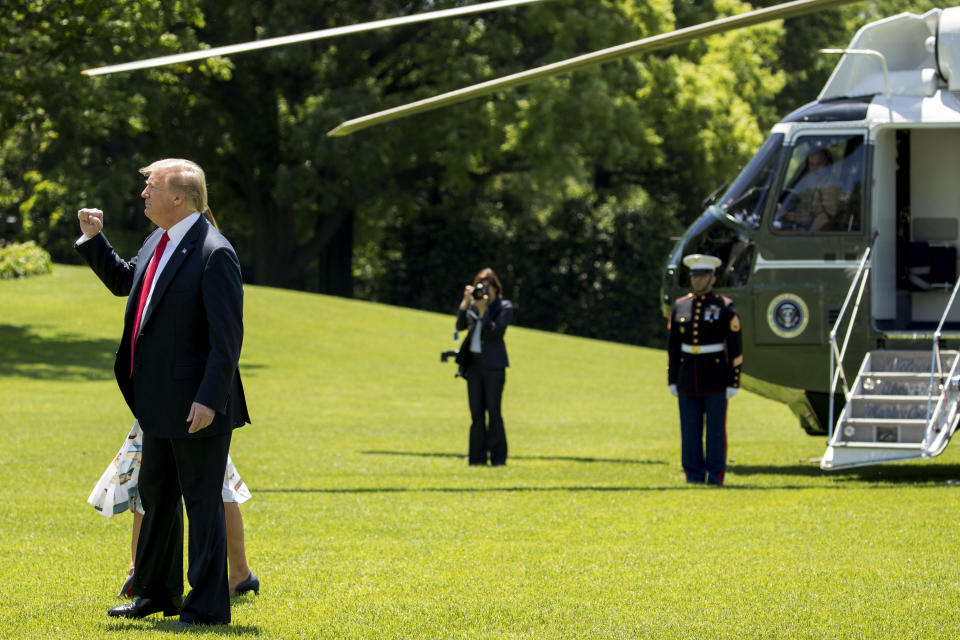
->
[232, 572, 260, 596]
[107, 596, 182, 619]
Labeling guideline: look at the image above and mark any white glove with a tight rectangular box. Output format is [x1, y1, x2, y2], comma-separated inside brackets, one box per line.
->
[726, 387, 738, 399]
[669, 384, 678, 397]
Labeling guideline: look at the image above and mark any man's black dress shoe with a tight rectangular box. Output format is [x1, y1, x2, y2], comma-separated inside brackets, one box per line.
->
[232, 572, 260, 596]
[107, 596, 182, 619]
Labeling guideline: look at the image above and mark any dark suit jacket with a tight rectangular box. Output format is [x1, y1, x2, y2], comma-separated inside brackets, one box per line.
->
[456, 298, 512, 369]
[76, 216, 250, 438]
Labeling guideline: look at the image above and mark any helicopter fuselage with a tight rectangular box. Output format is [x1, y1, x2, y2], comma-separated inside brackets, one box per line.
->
[662, 7, 960, 434]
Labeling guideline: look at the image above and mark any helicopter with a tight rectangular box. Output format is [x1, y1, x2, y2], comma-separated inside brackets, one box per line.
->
[83, 1, 960, 469]
[659, 6, 960, 469]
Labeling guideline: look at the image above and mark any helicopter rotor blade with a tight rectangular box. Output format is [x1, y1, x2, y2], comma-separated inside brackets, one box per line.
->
[329, 0, 860, 136]
[81, 0, 551, 76]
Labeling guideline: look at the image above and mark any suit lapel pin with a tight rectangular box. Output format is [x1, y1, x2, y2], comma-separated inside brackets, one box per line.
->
[181, 248, 188, 254]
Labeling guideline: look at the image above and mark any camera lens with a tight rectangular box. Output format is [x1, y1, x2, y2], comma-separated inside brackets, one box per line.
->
[472, 283, 486, 300]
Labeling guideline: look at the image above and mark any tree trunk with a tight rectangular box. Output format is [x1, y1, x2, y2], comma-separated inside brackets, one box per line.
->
[317, 211, 353, 297]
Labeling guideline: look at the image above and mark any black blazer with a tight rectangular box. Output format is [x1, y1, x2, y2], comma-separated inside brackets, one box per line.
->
[76, 216, 250, 438]
[456, 298, 512, 370]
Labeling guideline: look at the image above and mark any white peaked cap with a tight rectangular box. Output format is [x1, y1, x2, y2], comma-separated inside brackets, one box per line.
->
[682, 254, 722, 273]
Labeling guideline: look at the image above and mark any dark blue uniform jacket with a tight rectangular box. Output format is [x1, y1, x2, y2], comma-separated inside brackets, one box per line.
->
[668, 291, 743, 396]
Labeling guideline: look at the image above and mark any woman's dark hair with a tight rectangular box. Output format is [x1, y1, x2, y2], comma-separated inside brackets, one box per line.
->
[472, 267, 503, 298]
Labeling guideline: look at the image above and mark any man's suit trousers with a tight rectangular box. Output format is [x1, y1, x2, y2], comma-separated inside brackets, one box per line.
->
[133, 431, 232, 625]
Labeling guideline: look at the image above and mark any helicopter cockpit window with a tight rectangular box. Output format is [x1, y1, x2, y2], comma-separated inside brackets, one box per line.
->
[717, 133, 783, 230]
[772, 134, 864, 233]
[681, 211, 756, 288]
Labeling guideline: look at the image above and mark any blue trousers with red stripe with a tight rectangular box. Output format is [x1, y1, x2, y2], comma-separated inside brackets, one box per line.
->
[678, 394, 727, 485]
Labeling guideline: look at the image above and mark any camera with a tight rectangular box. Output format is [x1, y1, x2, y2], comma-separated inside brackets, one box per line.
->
[440, 349, 465, 378]
[472, 282, 487, 300]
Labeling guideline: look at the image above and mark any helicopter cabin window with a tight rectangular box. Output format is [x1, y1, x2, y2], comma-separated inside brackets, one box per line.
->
[718, 133, 783, 230]
[772, 134, 864, 234]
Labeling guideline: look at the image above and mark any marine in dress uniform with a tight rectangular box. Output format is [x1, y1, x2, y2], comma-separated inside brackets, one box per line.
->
[667, 254, 743, 485]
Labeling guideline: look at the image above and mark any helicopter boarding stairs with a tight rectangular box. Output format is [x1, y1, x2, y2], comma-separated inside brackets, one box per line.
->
[820, 247, 960, 470]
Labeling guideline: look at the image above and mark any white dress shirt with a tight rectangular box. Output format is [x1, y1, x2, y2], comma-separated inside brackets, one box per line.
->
[470, 308, 484, 353]
[139, 213, 200, 314]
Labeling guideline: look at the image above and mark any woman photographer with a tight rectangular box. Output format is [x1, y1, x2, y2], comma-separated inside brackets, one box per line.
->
[456, 267, 512, 466]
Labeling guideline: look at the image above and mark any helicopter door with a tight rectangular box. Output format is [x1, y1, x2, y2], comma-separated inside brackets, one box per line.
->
[885, 127, 960, 328]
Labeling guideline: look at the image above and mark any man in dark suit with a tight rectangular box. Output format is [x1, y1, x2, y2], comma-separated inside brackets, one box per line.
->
[76, 158, 249, 626]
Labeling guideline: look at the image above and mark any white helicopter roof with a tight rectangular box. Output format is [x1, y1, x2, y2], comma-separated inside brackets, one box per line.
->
[820, 7, 960, 101]
[863, 90, 960, 124]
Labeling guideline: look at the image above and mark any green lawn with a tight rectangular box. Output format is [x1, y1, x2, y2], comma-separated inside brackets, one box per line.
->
[2, 265, 959, 639]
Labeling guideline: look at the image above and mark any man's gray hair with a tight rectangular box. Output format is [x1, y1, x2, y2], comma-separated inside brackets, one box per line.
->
[139, 158, 207, 214]
[140, 158, 217, 229]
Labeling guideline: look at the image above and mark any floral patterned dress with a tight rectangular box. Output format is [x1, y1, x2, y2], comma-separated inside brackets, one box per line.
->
[87, 421, 250, 517]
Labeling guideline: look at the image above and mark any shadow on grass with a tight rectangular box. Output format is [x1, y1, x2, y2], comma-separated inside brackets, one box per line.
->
[259, 486, 689, 494]
[732, 463, 960, 484]
[728, 464, 823, 478]
[0, 323, 116, 380]
[237, 361, 269, 377]
[360, 450, 667, 465]
[105, 620, 260, 634]
[258, 479, 960, 494]
[258, 462, 960, 493]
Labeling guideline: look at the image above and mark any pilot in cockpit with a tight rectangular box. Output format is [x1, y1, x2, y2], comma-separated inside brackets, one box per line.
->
[774, 148, 846, 232]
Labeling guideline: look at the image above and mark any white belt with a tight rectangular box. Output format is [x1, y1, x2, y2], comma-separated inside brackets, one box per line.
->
[682, 343, 724, 354]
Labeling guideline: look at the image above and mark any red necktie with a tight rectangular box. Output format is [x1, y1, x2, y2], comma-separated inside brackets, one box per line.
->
[130, 232, 170, 376]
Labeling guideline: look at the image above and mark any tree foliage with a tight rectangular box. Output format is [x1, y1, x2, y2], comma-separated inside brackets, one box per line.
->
[0, 0, 214, 260]
[1, 0, 930, 347]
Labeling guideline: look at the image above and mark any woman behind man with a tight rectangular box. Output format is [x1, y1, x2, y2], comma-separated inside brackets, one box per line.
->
[88, 422, 260, 598]
[456, 268, 512, 466]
